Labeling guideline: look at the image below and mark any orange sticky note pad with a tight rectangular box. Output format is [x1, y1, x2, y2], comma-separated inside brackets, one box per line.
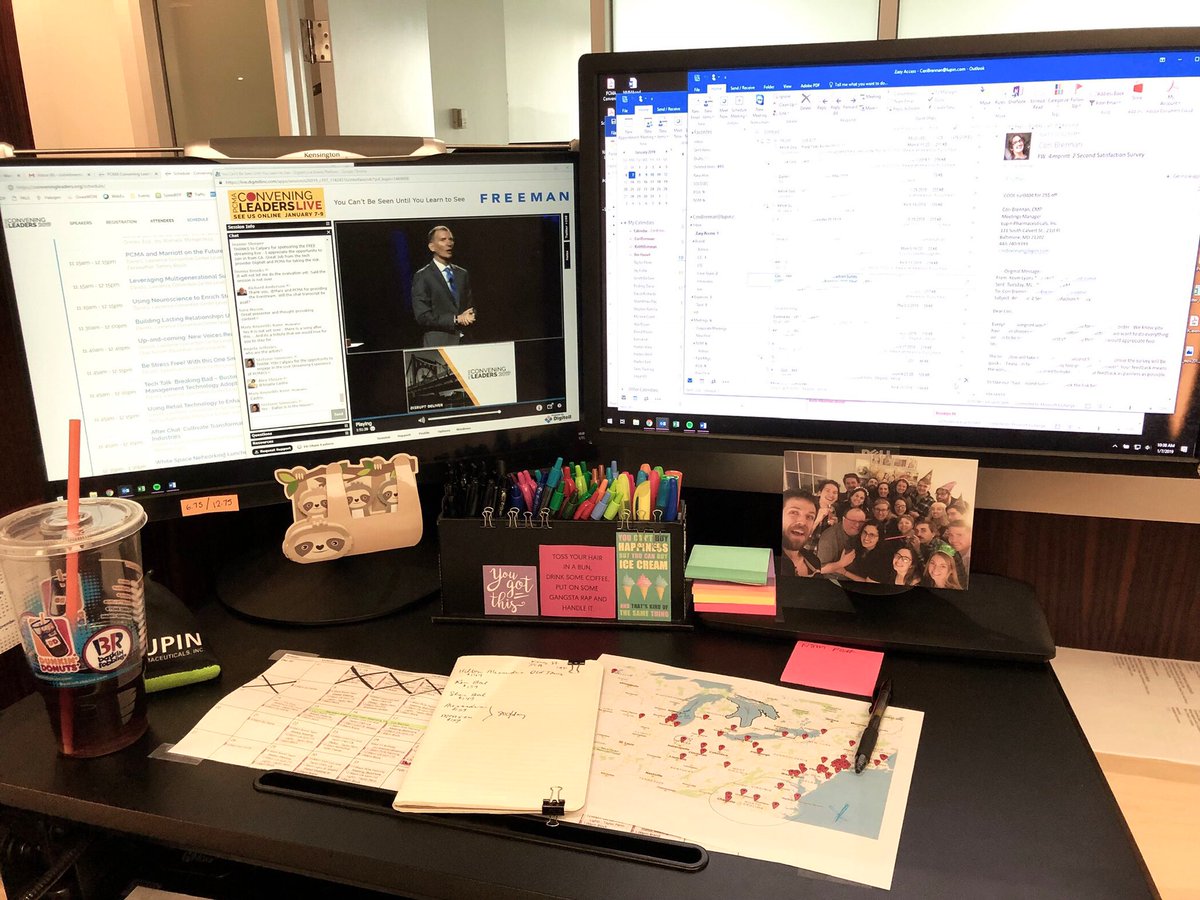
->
[781, 640, 883, 697]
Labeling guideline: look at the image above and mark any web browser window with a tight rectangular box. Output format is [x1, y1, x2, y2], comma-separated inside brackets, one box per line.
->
[0, 158, 580, 497]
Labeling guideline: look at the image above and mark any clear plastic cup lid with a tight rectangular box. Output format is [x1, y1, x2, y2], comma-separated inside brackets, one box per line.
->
[0, 497, 147, 558]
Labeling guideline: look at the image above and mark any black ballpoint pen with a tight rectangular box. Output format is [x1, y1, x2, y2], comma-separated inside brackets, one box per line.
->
[854, 678, 892, 774]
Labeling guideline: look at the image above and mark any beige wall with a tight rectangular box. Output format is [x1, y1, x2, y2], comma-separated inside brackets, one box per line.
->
[504, 0, 591, 142]
[13, 0, 170, 151]
[428, 0, 510, 143]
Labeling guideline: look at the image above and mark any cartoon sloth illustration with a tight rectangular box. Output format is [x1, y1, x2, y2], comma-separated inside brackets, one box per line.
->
[377, 478, 399, 508]
[295, 488, 329, 518]
[344, 480, 372, 518]
[282, 519, 353, 563]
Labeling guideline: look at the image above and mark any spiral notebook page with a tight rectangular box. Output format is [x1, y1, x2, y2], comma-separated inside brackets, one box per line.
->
[392, 656, 602, 814]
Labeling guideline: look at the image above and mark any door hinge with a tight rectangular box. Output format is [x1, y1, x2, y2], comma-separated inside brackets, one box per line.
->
[301, 18, 333, 64]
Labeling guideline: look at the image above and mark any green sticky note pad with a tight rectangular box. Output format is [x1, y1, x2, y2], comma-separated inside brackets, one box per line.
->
[684, 545, 772, 585]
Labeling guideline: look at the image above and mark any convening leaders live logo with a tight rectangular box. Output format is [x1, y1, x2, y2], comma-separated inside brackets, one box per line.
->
[227, 188, 326, 221]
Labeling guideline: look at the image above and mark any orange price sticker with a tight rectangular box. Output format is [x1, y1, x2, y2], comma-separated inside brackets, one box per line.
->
[179, 494, 241, 517]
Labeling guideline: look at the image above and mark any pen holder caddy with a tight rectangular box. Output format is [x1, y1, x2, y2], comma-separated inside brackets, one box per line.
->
[434, 505, 689, 627]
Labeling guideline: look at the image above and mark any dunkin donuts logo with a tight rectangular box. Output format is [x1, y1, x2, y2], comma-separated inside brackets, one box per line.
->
[25, 614, 81, 674]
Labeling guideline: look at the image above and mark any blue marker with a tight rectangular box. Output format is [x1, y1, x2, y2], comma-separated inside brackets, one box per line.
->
[590, 489, 613, 519]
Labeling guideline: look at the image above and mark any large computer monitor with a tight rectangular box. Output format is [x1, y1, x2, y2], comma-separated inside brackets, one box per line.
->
[578, 28, 1200, 475]
[0, 152, 580, 518]
[0, 152, 581, 621]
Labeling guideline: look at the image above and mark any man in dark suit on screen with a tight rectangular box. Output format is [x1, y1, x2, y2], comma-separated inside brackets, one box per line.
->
[411, 225, 475, 346]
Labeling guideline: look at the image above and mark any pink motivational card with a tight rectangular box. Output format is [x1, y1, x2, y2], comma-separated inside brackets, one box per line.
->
[481, 564, 538, 616]
[781, 640, 884, 697]
[538, 545, 616, 618]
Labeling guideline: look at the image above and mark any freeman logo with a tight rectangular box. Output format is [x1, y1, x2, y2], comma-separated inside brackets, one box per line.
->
[480, 190, 571, 204]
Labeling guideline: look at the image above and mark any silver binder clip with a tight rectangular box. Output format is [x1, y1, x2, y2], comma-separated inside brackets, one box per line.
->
[482, 507, 494, 528]
[507, 508, 519, 528]
[522, 510, 534, 529]
[542, 785, 565, 826]
[538, 509, 551, 529]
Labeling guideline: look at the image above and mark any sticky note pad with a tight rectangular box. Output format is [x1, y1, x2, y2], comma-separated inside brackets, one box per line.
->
[781, 640, 883, 697]
[684, 545, 772, 585]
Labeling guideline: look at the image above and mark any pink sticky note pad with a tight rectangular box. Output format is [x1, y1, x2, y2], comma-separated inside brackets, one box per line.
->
[538, 545, 616, 618]
[781, 640, 883, 697]
[694, 601, 777, 616]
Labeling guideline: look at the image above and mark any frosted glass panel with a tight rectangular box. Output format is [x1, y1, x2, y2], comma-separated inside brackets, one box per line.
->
[612, 0, 877, 51]
[899, 0, 1200, 39]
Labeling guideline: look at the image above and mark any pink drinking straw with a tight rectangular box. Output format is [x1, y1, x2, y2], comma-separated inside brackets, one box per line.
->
[61, 418, 82, 754]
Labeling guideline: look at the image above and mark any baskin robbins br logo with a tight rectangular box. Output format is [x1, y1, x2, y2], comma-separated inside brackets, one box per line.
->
[228, 187, 326, 221]
[81, 625, 135, 672]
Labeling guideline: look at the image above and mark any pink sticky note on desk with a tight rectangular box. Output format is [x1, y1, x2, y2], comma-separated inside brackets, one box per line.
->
[781, 640, 883, 697]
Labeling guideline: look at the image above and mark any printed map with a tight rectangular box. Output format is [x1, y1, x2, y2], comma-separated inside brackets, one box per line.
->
[576, 654, 923, 889]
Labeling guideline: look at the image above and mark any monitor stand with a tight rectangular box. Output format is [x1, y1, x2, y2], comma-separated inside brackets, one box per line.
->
[698, 561, 1055, 661]
[216, 539, 441, 625]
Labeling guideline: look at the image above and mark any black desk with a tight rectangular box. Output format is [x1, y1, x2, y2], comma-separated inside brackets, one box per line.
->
[0, 594, 1154, 899]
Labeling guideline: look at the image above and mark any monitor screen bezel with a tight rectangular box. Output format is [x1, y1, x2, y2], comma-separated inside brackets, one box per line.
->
[0, 149, 584, 519]
[577, 27, 1200, 476]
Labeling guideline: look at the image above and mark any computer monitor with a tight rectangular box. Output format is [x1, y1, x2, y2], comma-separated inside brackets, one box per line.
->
[0, 152, 581, 621]
[578, 28, 1200, 475]
[0, 151, 580, 516]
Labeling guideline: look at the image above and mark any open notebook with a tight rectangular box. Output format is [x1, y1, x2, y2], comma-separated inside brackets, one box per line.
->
[392, 655, 603, 814]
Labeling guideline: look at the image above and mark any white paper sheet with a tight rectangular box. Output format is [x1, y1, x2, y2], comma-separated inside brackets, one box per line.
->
[392, 656, 603, 814]
[170, 654, 447, 789]
[1052, 646, 1200, 766]
[0, 569, 18, 654]
[573, 654, 924, 891]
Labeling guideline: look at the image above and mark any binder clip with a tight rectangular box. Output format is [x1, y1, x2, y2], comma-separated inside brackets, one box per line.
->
[538, 509, 551, 529]
[506, 508, 520, 528]
[481, 507, 494, 528]
[542, 785, 565, 826]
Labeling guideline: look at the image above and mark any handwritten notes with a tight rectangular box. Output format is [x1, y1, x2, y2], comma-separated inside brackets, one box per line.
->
[179, 494, 240, 517]
[781, 640, 884, 697]
[392, 655, 603, 814]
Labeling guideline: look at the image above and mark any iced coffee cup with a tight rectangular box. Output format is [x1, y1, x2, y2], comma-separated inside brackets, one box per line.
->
[0, 497, 149, 757]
